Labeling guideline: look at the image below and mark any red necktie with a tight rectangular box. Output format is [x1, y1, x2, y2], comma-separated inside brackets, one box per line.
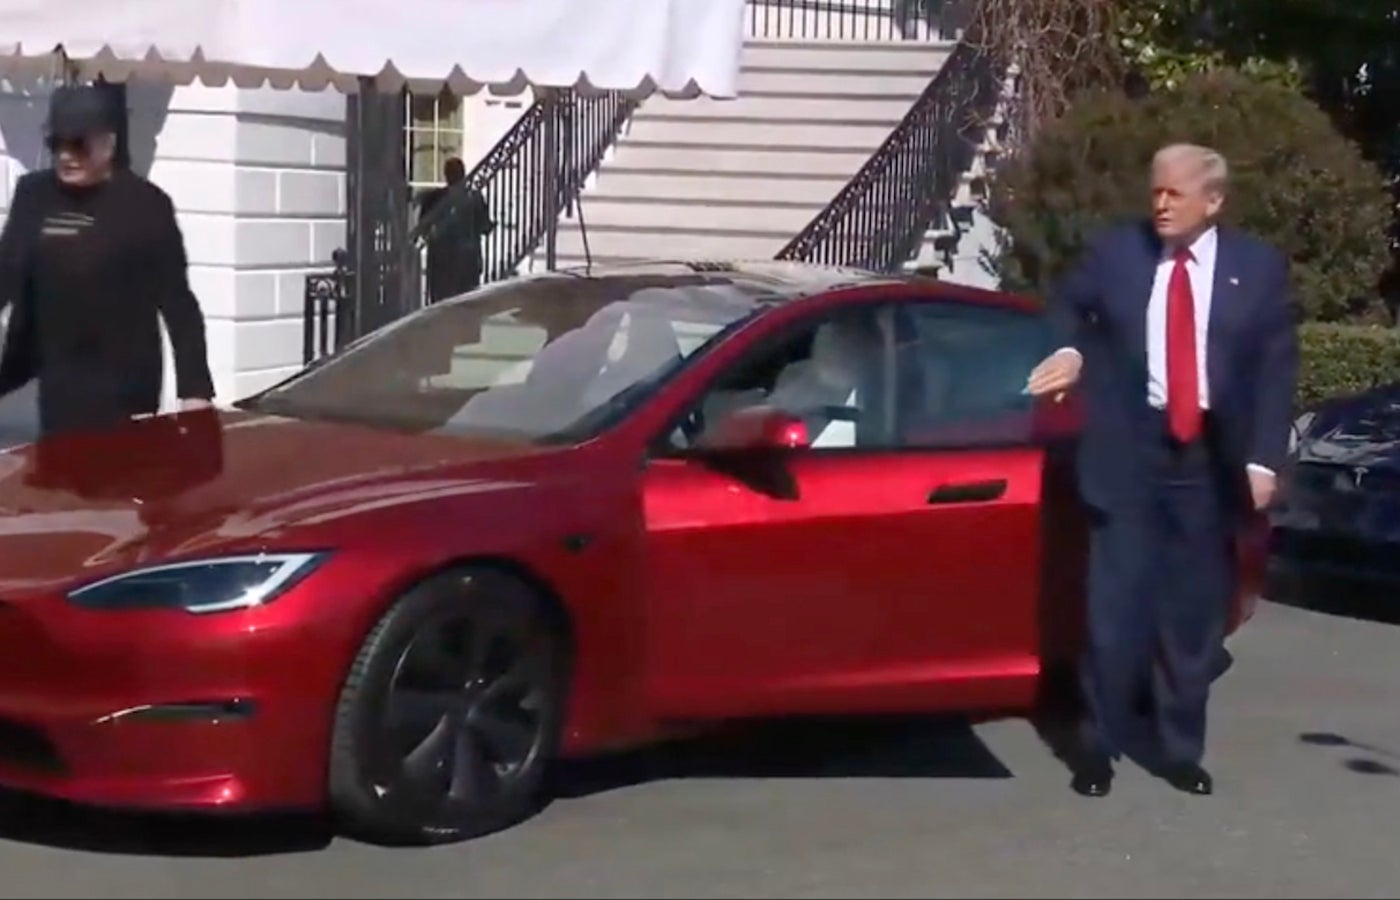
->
[1166, 247, 1202, 443]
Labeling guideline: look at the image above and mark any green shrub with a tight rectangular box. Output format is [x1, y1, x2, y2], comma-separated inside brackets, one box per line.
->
[986, 68, 1395, 324]
[1297, 323, 1400, 408]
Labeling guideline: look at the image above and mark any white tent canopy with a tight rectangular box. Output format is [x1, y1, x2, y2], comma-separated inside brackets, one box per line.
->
[0, 0, 746, 98]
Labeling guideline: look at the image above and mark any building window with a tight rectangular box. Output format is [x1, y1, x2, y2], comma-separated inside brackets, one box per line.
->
[405, 89, 464, 188]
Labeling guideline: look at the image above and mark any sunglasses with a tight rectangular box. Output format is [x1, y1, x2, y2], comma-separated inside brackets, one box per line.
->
[45, 135, 93, 156]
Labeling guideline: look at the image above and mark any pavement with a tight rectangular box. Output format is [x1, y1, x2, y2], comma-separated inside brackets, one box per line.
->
[0, 597, 1395, 899]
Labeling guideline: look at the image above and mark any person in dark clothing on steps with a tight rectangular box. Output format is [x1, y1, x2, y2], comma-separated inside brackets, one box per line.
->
[413, 157, 494, 304]
[0, 85, 214, 439]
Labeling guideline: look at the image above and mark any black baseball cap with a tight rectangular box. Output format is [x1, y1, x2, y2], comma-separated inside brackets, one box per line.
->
[45, 85, 117, 141]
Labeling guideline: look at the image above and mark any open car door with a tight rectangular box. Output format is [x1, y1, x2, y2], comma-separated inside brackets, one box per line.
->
[639, 292, 1076, 719]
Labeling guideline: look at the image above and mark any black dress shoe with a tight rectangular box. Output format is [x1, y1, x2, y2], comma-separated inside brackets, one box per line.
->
[1162, 762, 1213, 795]
[1071, 764, 1113, 797]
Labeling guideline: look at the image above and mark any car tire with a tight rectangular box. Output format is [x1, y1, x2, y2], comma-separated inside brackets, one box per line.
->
[326, 566, 570, 846]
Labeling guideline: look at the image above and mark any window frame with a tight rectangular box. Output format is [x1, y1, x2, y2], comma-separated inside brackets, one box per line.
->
[405, 89, 466, 190]
[889, 295, 1056, 453]
[648, 294, 1056, 460]
[648, 300, 899, 460]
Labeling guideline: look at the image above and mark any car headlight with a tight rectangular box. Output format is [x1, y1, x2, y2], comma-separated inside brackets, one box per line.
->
[67, 552, 328, 614]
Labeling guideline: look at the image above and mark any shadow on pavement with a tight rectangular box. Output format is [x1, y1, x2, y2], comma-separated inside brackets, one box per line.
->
[0, 790, 332, 857]
[0, 715, 1010, 855]
[1264, 568, 1400, 628]
[551, 713, 1012, 800]
[1025, 660, 1231, 781]
[1272, 590, 1400, 627]
[0, 713, 1008, 856]
[1299, 731, 1400, 778]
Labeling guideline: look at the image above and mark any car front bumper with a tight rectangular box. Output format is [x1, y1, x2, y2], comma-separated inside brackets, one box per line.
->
[0, 594, 353, 813]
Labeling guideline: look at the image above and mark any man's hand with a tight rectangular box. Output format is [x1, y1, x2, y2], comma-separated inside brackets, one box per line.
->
[1025, 348, 1083, 401]
[179, 397, 213, 412]
[1248, 467, 1277, 511]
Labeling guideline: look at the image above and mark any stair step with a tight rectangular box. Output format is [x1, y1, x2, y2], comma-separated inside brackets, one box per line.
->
[609, 141, 872, 177]
[741, 39, 958, 72]
[551, 225, 795, 262]
[590, 168, 848, 205]
[565, 196, 820, 233]
[737, 67, 939, 96]
[640, 93, 913, 123]
[512, 31, 987, 284]
[623, 115, 897, 150]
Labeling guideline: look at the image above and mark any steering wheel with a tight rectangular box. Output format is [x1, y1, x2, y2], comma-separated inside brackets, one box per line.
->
[678, 405, 706, 444]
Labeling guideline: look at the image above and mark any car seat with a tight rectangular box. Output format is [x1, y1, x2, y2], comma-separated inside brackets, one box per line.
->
[581, 308, 683, 407]
[767, 318, 878, 447]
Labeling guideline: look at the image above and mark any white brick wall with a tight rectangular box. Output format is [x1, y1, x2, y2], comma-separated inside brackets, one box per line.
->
[0, 77, 346, 408]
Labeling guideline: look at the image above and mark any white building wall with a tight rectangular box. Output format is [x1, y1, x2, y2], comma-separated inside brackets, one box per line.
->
[146, 83, 347, 402]
[0, 77, 346, 412]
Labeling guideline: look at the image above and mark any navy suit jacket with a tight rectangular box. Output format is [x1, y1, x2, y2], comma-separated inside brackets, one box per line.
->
[1047, 220, 1299, 514]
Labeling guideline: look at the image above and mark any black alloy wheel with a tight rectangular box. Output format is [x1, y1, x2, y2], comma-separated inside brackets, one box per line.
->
[328, 567, 569, 845]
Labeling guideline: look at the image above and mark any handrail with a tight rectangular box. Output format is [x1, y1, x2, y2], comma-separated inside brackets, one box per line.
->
[413, 88, 638, 285]
[306, 87, 636, 363]
[775, 39, 1002, 272]
[746, 0, 967, 42]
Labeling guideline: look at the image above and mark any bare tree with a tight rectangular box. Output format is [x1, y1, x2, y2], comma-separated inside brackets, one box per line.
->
[963, 0, 1127, 148]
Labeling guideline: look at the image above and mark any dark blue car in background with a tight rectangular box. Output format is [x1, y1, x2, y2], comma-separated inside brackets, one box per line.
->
[1270, 381, 1400, 621]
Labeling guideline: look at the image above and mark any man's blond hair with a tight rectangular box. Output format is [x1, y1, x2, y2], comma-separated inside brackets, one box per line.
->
[1153, 143, 1229, 194]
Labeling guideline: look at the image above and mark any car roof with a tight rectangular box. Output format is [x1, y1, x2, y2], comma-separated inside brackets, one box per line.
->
[545, 258, 1035, 312]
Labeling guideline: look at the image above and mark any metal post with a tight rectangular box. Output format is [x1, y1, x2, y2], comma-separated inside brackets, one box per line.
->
[343, 81, 367, 349]
[542, 88, 560, 271]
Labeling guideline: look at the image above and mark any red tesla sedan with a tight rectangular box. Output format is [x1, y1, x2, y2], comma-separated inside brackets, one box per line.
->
[0, 261, 1264, 845]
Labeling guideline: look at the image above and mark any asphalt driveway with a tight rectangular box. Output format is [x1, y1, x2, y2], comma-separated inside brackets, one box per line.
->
[0, 597, 1395, 899]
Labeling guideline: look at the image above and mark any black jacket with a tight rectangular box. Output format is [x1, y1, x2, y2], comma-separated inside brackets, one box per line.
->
[0, 168, 214, 434]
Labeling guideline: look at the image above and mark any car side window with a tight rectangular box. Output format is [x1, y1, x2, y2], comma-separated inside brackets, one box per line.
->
[663, 305, 894, 453]
[891, 300, 1054, 449]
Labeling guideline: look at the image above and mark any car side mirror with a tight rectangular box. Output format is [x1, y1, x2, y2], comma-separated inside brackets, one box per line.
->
[699, 406, 809, 452]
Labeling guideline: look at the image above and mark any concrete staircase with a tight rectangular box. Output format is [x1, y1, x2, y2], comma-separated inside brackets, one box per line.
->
[524, 38, 959, 269]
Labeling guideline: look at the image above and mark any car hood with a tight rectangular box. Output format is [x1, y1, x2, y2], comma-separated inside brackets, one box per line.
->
[1298, 382, 1400, 470]
[0, 408, 557, 593]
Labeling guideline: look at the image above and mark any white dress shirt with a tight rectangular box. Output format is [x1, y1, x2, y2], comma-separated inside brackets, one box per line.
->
[1147, 226, 1216, 411]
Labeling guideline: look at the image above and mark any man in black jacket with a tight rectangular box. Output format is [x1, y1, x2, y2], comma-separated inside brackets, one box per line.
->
[413, 157, 495, 303]
[0, 85, 214, 438]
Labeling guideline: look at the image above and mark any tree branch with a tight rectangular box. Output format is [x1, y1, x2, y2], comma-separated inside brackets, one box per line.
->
[964, 0, 1128, 148]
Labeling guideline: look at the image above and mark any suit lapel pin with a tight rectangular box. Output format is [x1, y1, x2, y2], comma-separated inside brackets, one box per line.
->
[1229, 276, 1240, 286]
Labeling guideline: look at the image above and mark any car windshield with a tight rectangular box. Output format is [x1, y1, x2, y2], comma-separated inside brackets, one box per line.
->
[239, 272, 781, 442]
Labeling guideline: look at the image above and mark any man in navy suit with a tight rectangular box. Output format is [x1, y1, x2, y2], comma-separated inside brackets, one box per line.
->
[1026, 143, 1299, 797]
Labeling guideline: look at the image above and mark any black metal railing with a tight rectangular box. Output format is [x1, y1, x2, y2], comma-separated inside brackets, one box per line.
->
[304, 87, 635, 363]
[303, 249, 351, 365]
[746, 0, 969, 42]
[336, 82, 413, 352]
[450, 88, 638, 285]
[775, 40, 1002, 272]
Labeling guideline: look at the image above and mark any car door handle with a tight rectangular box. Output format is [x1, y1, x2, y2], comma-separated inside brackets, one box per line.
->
[926, 479, 1008, 504]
